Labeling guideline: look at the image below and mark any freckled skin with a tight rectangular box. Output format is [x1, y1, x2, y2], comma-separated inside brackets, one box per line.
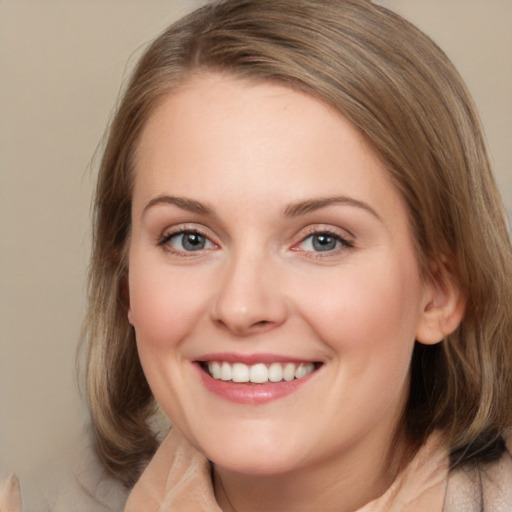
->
[127, 74, 441, 511]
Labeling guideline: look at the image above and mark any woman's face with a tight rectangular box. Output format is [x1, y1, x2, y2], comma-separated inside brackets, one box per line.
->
[128, 73, 437, 476]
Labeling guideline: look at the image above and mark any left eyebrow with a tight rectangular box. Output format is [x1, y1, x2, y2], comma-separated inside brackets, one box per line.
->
[282, 196, 383, 222]
[142, 195, 214, 216]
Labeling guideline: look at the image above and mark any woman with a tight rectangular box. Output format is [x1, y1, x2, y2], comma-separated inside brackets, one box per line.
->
[83, 0, 512, 510]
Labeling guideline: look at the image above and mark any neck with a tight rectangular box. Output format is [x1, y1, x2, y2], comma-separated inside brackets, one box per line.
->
[213, 429, 414, 512]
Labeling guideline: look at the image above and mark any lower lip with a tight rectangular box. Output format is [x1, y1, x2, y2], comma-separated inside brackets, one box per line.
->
[195, 364, 317, 404]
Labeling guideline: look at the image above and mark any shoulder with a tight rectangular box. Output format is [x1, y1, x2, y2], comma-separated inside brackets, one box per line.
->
[444, 439, 512, 511]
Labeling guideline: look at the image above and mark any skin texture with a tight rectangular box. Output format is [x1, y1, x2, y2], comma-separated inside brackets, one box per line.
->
[127, 74, 462, 512]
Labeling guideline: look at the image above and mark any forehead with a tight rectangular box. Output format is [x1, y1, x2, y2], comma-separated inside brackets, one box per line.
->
[132, 73, 407, 227]
[135, 72, 374, 162]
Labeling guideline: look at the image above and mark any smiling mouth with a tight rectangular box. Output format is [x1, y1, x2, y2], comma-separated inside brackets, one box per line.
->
[200, 361, 322, 384]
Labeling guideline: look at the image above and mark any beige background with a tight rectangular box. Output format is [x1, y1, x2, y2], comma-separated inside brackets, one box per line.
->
[0, 1, 510, 509]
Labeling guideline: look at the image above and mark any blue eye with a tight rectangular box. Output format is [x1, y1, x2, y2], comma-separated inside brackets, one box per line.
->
[161, 230, 214, 252]
[299, 232, 352, 253]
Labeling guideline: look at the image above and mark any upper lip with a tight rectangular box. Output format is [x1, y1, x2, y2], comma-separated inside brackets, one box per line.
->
[196, 352, 320, 365]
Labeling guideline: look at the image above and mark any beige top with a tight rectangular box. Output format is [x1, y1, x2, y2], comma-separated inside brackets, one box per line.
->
[2, 429, 511, 511]
[125, 428, 512, 512]
[124, 428, 449, 512]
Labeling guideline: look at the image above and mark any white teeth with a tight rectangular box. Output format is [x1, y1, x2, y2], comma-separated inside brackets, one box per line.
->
[283, 362, 296, 381]
[295, 363, 308, 379]
[220, 361, 232, 381]
[250, 363, 268, 383]
[206, 361, 316, 383]
[232, 362, 249, 382]
[209, 361, 221, 379]
[268, 362, 283, 382]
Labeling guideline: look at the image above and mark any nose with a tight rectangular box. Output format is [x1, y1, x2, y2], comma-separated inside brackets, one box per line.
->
[209, 250, 288, 336]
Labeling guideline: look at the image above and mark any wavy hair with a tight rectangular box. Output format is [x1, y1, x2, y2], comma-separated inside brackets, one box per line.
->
[83, 0, 512, 487]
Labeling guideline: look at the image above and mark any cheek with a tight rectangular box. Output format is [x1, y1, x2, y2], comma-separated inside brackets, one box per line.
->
[295, 256, 423, 362]
[128, 256, 209, 350]
[127, 256, 211, 418]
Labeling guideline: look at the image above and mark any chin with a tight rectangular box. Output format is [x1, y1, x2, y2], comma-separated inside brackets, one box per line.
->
[196, 429, 306, 476]
[211, 452, 302, 476]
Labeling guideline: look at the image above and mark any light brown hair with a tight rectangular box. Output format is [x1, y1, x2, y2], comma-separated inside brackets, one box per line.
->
[84, 0, 512, 487]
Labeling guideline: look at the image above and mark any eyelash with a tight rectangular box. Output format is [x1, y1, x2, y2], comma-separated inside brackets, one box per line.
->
[157, 227, 354, 258]
[158, 228, 217, 257]
[294, 229, 354, 257]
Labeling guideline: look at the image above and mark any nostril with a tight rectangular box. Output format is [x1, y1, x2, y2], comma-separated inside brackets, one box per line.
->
[209, 284, 289, 334]
[213, 316, 277, 336]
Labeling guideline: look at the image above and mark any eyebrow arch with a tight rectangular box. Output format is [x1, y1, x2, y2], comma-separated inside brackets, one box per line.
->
[143, 195, 214, 215]
[282, 196, 382, 221]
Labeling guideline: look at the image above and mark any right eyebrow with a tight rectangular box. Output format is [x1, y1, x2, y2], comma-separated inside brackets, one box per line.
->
[282, 195, 383, 223]
[142, 195, 214, 216]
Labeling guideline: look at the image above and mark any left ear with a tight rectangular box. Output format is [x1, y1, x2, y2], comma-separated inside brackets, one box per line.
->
[415, 266, 465, 345]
